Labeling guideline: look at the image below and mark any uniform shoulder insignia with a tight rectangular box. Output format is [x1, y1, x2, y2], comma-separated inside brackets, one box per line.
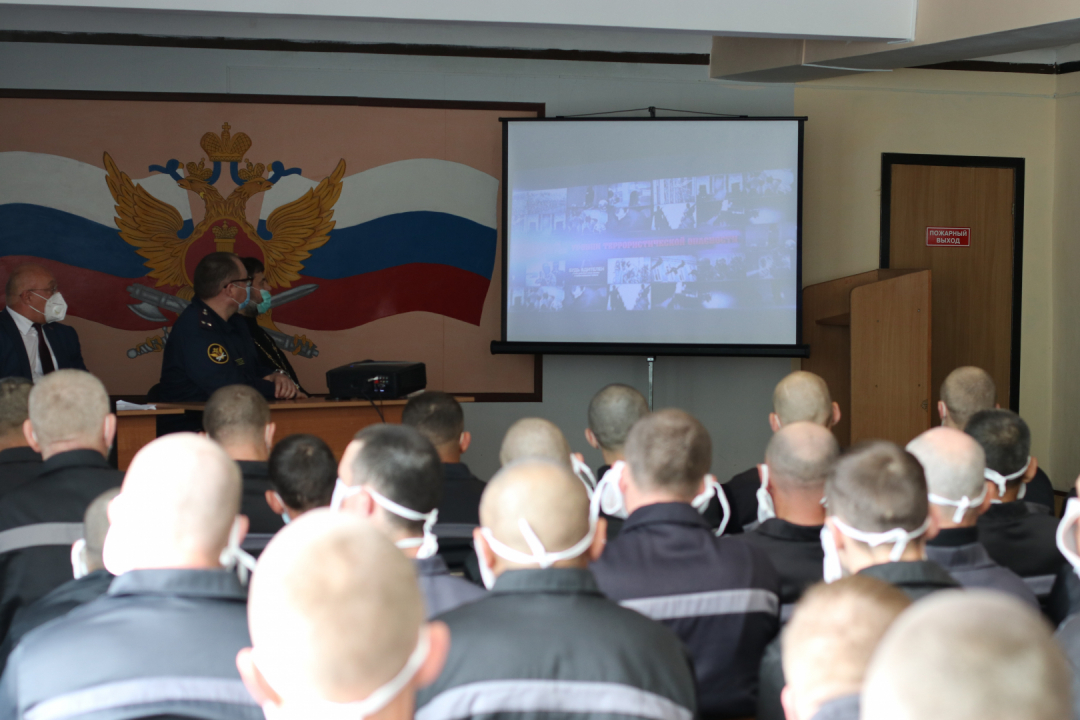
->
[199, 308, 214, 329]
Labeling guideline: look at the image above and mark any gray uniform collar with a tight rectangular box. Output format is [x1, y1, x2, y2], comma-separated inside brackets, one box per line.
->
[492, 568, 602, 596]
[108, 568, 247, 600]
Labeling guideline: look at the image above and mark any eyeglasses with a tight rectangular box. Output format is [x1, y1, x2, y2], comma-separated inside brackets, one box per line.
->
[26, 286, 58, 297]
[227, 277, 254, 289]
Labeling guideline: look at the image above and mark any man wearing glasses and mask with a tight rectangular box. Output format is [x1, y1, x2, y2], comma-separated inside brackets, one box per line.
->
[159, 252, 298, 403]
[0, 264, 86, 380]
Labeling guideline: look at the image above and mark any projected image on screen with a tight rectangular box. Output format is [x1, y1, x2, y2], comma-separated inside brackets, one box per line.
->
[504, 119, 800, 347]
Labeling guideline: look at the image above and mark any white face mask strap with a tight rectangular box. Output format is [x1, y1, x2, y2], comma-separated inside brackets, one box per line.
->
[756, 464, 777, 525]
[365, 486, 439, 559]
[985, 457, 1031, 497]
[831, 516, 931, 562]
[219, 516, 257, 583]
[70, 538, 89, 580]
[570, 455, 597, 494]
[330, 478, 362, 511]
[481, 515, 596, 570]
[928, 484, 988, 523]
[593, 461, 628, 519]
[1057, 498, 1080, 573]
[689, 475, 730, 536]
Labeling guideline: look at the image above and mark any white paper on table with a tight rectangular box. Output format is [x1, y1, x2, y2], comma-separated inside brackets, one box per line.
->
[116, 400, 157, 411]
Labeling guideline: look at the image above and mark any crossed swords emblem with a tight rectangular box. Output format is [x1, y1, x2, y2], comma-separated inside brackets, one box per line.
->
[125, 284, 320, 359]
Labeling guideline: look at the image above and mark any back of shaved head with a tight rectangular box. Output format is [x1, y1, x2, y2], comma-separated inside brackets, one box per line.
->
[765, 422, 839, 490]
[862, 590, 1071, 720]
[773, 371, 833, 426]
[481, 460, 591, 565]
[906, 427, 985, 507]
[587, 384, 650, 451]
[826, 441, 927, 533]
[940, 366, 996, 429]
[249, 511, 424, 702]
[624, 409, 711, 497]
[0, 376, 32, 440]
[112, 433, 242, 564]
[203, 384, 271, 446]
[28, 370, 109, 450]
[499, 418, 571, 468]
[783, 576, 911, 709]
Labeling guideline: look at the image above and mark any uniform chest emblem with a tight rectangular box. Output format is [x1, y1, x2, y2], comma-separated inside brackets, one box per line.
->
[207, 343, 229, 364]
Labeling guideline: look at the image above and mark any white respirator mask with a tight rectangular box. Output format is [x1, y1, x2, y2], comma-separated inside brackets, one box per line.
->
[592, 460, 730, 536]
[928, 484, 988, 523]
[570, 455, 597, 495]
[31, 291, 67, 323]
[1056, 497, 1080, 575]
[820, 516, 932, 583]
[756, 464, 776, 525]
[254, 627, 430, 720]
[331, 479, 439, 558]
[70, 538, 89, 580]
[985, 457, 1031, 503]
[219, 516, 257, 584]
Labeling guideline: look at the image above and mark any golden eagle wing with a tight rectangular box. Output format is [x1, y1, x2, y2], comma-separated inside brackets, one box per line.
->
[259, 159, 346, 288]
[104, 152, 191, 288]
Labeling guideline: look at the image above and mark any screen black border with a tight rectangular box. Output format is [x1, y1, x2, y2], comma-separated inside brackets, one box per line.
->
[495, 115, 808, 357]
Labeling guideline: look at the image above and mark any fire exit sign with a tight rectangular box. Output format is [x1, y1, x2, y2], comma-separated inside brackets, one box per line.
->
[926, 227, 970, 247]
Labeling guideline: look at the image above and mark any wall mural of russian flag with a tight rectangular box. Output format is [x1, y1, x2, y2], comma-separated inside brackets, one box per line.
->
[0, 97, 540, 395]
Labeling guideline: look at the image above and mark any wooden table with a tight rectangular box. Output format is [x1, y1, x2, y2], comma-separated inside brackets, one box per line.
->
[115, 397, 472, 470]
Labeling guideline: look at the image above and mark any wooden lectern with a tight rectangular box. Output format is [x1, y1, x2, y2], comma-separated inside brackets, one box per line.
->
[802, 269, 932, 448]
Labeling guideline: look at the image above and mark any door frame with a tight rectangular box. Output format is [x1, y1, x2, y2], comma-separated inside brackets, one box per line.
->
[879, 152, 1025, 411]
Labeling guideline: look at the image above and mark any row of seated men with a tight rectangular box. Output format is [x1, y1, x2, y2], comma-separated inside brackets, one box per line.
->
[0, 366, 1076, 718]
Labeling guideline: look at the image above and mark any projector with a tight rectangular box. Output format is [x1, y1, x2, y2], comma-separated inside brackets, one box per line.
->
[326, 361, 427, 401]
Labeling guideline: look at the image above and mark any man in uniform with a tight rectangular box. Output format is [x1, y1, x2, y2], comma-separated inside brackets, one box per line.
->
[335, 424, 485, 619]
[0, 264, 85, 380]
[158, 252, 297, 402]
[0, 370, 121, 643]
[0, 378, 40, 497]
[907, 427, 1037, 607]
[584, 383, 649, 479]
[416, 460, 697, 720]
[590, 409, 781, 720]
[0, 433, 260, 719]
[237, 512, 450, 720]
[204, 384, 282, 535]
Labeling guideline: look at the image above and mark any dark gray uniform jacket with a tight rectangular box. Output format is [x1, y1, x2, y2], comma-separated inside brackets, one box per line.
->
[811, 694, 860, 720]
[0, 569, 113, 671]
[0, 569, 261, 720]
[926, 526, 1038, 608]
[0, 449, 121, 643]
[416, 568, 697, 720]
[740, 518, 824, 619]
[757, 560, 959, 720]
[415, 555, 485, 619]
[236, 460, 284, 536]
[590, 503, 781, 720]
[978, 500, 1064, 599]
[0, 448, 41, 500]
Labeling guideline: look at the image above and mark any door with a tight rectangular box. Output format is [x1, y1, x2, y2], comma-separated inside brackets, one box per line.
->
[881, 155, 1022, 415]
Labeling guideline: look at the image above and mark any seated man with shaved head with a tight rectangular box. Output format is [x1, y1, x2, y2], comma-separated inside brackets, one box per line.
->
[0, 433, 260, 719]
[585, 383, 650, 478]
[403, 391, 486, 526]
[0, 263, 86, 381]
[335, 424, 485, 619]
[265, 434, 336, 524]
[416, 459, 697, 720]
[591, 409, 781, 720]
[740, 422, 839, 618]
[237, 511, 450, 720]
[780, 576, 911, 720]
[500, 417, 596, 493]
[0, 370, 122, 643]
[907, 427, 1036, 607]
[0, 377, 40, 497]
[939, 366, 1054, 511]
[862, 591, 1072, 720]
[966, 409, 1064, 602]
[204, 384, 283, 535]
[725, 371, 842, 533]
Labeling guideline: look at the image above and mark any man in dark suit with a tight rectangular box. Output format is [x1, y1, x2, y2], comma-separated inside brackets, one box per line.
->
[0, 264, 85, 380]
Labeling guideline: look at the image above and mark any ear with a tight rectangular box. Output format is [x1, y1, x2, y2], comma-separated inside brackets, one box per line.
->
[337, 441, 360, 485]
[472, 528, 496, 570]
[342, 486, 375, 518]
[265, 490, 285, 516]
[22, 419, 40, 454]
[937, 401, 949, 425]
[924, 512, 940, 542]
[1023, 456, 1039, 484]
[264, 422, 276, 451]
[587, 518, 608, 562]
[584, 428, 600, 450]
[458, 431, 471, 454]
[236, 647, 280, 708]
[927, 502, 947, 527]
[985, 478, 1003, 503]
[829, 401, 841, 429]
[415, 621, 451, 689]
[768, 413, 782, 433]
[780, 685, 801, 720]
[826, 517, 847, 552]
[976, 487, 994, 516]
[102, 413, 117, 449]
[235, 514, 250, 546]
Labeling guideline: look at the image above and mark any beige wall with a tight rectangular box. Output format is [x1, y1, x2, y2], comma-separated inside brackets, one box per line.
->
[794, 69, 1061, 483]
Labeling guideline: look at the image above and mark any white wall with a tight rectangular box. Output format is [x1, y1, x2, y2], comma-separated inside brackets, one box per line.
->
[0, 41, 796, 481]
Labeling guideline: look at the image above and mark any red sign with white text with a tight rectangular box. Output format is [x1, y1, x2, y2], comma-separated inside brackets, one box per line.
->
[926, 226, 970, 247]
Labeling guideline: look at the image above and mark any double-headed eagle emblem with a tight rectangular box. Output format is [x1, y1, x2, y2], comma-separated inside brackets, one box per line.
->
[104, 123, 345, 358]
